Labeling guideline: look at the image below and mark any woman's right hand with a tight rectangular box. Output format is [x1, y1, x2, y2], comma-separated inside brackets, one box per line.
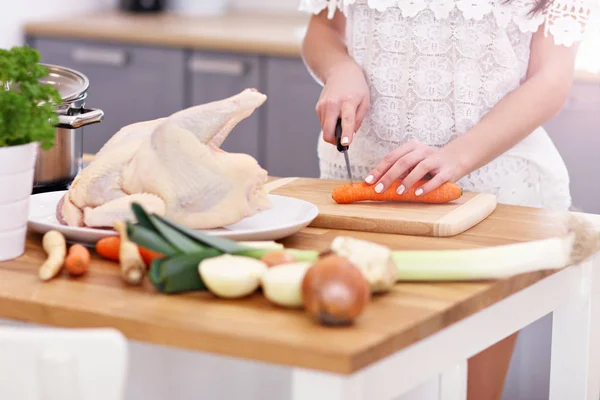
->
[316, 60, 370, 146]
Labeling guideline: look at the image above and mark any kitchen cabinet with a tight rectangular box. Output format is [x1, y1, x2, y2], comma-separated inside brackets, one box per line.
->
[187, 51, 262, 162]
[31, 38, 186, 154]
[264, 57, 322, 178]
[544, 81, 600, 214]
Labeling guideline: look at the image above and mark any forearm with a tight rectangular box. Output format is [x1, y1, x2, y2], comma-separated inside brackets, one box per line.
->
[301, 13, 355, 85]
[446, 70, 573, 178]
[445, 27, 580, 180]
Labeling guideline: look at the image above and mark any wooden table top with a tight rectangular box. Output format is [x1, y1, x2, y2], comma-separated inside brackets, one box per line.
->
[24, 10, 310, 57]
[0, 196, 582, 374]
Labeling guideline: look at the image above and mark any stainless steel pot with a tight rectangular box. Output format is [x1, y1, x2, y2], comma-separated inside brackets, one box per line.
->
[34, 64, 104, 188]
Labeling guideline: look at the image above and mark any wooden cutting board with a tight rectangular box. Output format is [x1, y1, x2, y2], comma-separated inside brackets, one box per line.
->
[266, 177, 497, 237]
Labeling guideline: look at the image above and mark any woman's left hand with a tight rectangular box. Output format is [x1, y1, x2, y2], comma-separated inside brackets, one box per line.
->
[365, 140, 464, 196]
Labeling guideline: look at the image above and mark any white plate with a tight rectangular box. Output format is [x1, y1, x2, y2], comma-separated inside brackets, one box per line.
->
[27, 191, 319, 244]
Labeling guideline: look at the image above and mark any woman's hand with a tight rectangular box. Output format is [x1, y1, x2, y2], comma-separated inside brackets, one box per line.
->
[316, 60, 370, 146]
[365, 140, 465, 196]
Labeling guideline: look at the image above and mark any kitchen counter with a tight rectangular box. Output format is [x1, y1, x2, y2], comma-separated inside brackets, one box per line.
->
[2, 181, 600, 399]
[23, 10, 309, 57]
[0, 200, 580, 373]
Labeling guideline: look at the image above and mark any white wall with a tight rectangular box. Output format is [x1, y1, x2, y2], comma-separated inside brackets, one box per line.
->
[0, 0, 117, 49]
[232, 0, 298, 13]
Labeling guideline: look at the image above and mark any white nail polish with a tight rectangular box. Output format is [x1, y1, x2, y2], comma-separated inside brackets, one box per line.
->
[397, 185, 405, 195]
[365, 175, 374, 184]
[375, 183, 384, 193]
[415, 188, 424, 196]
[341, 137, 349, 145]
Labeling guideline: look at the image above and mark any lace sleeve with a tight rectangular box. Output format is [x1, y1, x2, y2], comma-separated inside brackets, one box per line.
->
[298, 0, 344, 18]
[540, 0, 600, 46]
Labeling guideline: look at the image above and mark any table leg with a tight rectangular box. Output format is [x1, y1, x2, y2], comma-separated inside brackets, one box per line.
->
[549, 258, 600, 400]
[439, 361, 467, 400]
[291, 369, 365, 400]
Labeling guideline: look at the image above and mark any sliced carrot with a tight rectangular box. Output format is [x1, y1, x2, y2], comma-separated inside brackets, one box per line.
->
[64, 244, 91, 277]
[332, 180, 463, 204]
[138, 246, 165, 268]
[95, 236, 121, 261]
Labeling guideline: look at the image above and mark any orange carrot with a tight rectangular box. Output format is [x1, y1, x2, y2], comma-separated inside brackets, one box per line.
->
[96, 235, 163, 268]
[138, 246, 165, 268]
[332, 180, 463, 204]
[64, 244, 91, 277]
[95, 236, 121, 261]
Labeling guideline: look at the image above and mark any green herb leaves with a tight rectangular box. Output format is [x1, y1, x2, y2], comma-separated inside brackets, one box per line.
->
[0, 46, 62, 150]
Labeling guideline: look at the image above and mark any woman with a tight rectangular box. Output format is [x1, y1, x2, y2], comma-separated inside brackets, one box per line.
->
[299, 0, 596, 398]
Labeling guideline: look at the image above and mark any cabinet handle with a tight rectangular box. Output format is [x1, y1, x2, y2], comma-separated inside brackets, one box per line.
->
[188, 58, 248, 76]
[71, 47, 129, 67]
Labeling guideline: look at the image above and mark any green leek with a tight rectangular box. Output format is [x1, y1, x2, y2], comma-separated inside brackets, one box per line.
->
[390, 234, 576, 281]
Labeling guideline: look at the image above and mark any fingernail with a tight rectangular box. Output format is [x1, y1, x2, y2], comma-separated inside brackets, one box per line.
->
[375, 183, 384, 193]
[397, 185, 405, 195]
[341, 137, 349, 145]
[365, 175, 374, 184]
[415, 188, 424, 196]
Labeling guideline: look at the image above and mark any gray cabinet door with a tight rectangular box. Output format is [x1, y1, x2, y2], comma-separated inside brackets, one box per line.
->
[265, 57, 322, 178]
[32, 38, 186, 154]
[187, 51, 262, 162]
[544, 81, 600, 214]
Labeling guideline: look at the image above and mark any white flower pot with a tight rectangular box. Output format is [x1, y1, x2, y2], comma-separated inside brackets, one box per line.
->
[169, 0, 230, 16]
[0, 142, 39, 262]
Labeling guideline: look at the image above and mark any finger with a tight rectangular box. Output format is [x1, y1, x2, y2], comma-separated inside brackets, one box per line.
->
[316, 100, 324, 128]
[316, 94, 328, 133]
[414, 172, 451, 196]
[322, 100, 341, 145]
[365, 141, 418, 184]
[374, 151, 425, 193]
[340, 101, 357, 145]
[399, 158, 437, 195]
[354, 98, 370, 133]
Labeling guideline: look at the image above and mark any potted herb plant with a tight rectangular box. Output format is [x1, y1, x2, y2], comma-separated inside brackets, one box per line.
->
[0, 45, 61, 261]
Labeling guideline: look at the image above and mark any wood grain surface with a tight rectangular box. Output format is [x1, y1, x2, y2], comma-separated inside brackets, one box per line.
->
[0, 200, 570, 374]
[268, 177, 498, 237]
[24, 10, 309, 57]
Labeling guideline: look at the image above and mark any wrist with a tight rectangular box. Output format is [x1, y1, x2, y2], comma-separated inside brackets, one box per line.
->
[323, 58, 361, 83]
[442, 139, 475, 181]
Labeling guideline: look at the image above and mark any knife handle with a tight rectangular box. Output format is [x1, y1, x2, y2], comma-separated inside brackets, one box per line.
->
[335, 118, 349, 152]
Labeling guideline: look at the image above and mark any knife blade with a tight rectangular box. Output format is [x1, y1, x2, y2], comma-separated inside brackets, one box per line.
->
[335, 118, 354, 183]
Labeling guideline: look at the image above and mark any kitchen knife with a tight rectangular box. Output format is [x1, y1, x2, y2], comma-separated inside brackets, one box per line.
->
[335, 118, 354, 183]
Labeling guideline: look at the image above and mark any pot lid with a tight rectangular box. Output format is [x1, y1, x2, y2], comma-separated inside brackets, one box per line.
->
[38, 63, 89, 103]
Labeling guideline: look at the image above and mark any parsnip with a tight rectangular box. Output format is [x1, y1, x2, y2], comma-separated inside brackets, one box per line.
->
[114, 221, 146, 285]
[330, 236, 398, 293]
[39, 230, 67, 281]
[261, 262, 312, 308]
[199, 254, 268, 299]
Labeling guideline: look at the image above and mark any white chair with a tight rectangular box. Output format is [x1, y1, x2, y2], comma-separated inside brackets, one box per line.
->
[0, 325, 128, 400]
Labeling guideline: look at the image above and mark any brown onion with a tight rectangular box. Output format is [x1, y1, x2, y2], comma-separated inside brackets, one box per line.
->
[260, 250, 297, 267]
[301, 255, 371, 326]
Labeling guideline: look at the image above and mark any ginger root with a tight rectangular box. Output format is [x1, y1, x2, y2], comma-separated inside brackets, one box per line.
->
[114, 221, 146, 285]
[39, 230, 67, 281]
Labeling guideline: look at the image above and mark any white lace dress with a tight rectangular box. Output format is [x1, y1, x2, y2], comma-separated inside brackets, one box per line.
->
[299, 0, 598, 210]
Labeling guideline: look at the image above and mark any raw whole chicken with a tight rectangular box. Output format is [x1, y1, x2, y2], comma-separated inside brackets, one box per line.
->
[56, 89, 272, 230]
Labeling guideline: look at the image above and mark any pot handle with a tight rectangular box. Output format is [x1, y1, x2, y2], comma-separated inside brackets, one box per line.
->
[57, 108, 104, 129]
